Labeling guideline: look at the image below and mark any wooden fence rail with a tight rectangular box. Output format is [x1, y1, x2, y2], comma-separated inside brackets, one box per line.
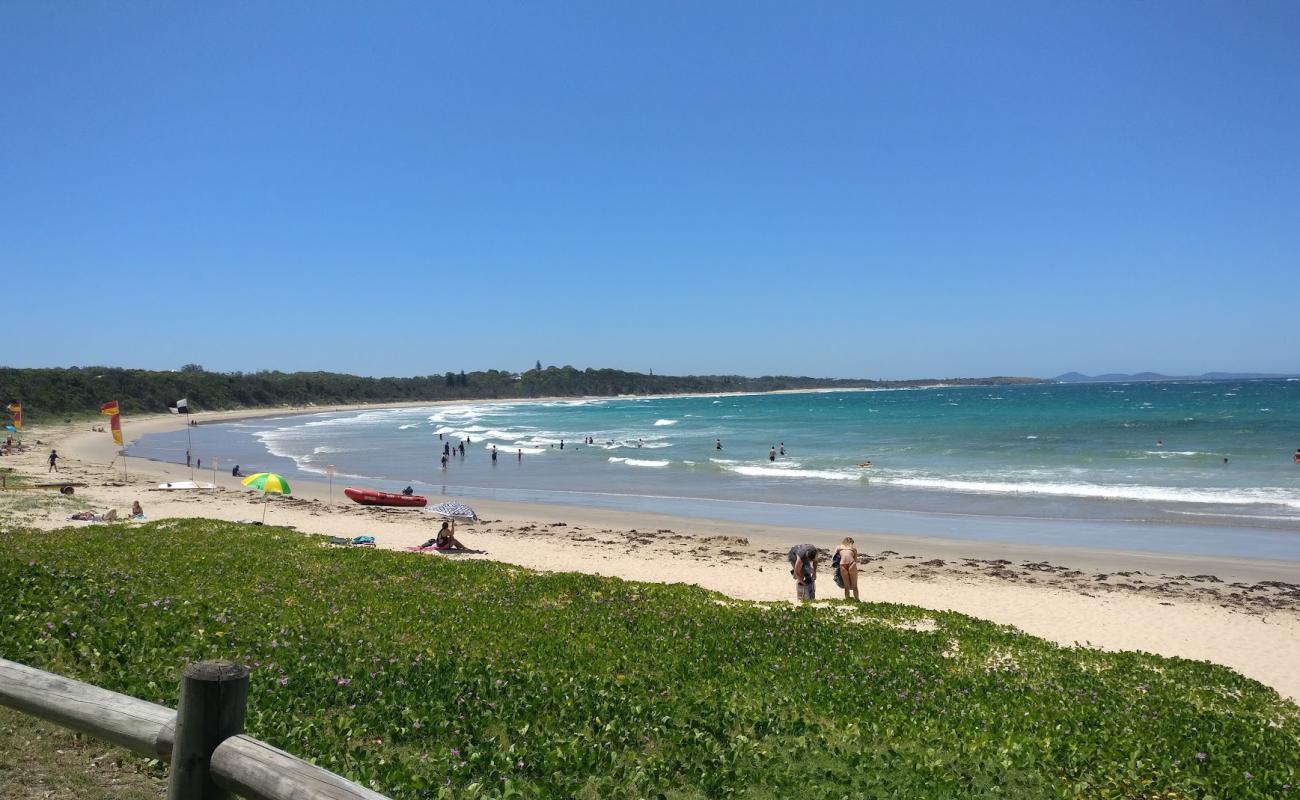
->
[0, 657, 391, 800]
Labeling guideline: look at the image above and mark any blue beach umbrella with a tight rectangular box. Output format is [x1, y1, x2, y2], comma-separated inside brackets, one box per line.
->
[425, 501, 479, 523]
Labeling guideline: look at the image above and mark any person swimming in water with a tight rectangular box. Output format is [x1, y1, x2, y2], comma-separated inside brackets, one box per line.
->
[715, 439, 722, 450]
[769, 446, 777, 462]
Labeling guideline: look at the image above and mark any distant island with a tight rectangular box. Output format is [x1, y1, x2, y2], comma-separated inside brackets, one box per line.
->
[1, 365, 1047, 421]
[1055, 371, 1299, 383]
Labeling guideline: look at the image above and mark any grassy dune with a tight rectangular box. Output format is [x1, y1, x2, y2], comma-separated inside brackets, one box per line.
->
[2, 521, 1297, 799]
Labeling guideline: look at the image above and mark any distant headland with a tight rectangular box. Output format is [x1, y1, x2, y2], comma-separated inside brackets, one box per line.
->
[1, 365, 1048, 421]
[1055, 371, 1300, 383]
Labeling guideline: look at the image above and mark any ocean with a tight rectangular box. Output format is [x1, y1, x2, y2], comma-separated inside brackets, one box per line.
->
[129, 380, 1300, 559]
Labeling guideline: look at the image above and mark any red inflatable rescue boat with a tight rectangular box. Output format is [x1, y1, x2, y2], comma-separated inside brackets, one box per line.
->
[344, 487, 428, 507]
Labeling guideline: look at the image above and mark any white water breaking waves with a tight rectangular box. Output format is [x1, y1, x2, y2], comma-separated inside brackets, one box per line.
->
[609, 457, 671, 468]
[876, 475, 1300, 510]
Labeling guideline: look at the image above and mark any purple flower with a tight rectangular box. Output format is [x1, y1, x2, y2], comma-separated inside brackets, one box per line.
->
[1196, 752, 1207, 762]
[336, 677, 351, 686]
[278, 676, 289, 686]
[515, 759, 524, 769]
[450, 748, 460, 757]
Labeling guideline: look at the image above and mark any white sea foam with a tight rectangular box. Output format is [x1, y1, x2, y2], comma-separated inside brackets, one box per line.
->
[709, 458, 738, 464]
[725, 465, 863, 481]
[654, 419, 678, 426]
[609, 457, 670, 467]
[1025, 436, 1038, 439]
[398, 423, 420, 430]
[878, 476, 1300, 509]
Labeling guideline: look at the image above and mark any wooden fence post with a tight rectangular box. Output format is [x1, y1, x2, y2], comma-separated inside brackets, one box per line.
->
[167, 661, 250, 800]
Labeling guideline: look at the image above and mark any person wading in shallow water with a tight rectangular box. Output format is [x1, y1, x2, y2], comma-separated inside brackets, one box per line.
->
[787, 543, 819, 601]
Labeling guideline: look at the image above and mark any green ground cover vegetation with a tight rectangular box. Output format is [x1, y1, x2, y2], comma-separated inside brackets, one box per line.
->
[1, 521, 1296, 799]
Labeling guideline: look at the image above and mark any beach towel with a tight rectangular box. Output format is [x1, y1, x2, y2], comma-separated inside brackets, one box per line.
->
[351, 535, 376, 547]
[831, 550, 844, 588]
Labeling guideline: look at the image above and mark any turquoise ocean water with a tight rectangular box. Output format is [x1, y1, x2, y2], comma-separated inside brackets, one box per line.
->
[131, 380, 1300, 559]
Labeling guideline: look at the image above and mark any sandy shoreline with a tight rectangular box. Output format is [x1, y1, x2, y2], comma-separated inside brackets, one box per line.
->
[4, 406, 1299, 702]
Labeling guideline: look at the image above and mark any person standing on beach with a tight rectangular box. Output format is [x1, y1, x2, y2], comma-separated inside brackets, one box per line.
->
[47, 450, 59, 472]
[834, 537, 860, 601]
[186, 450, 191, 468]
[787, 543, 819, 601]
[459, 441, 465, 456]
[491, 445, 498, 463]
[440, 452, 449, 469]
[517, 448, 523, 461]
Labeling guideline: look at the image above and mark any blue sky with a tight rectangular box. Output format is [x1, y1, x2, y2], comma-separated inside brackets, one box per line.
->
[3, 2, 1298, 379]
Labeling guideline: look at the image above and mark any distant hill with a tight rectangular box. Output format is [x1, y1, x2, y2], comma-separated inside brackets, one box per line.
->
[1055, 371, 1298, 383]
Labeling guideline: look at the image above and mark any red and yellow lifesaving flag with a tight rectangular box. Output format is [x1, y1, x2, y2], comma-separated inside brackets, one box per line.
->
[5, 402, 19, 430]
[100, 400, 123, 446]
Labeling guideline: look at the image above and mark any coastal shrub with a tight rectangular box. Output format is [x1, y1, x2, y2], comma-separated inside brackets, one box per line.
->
[1, 521, 1297, 799]
[0, 364, 1041, 420]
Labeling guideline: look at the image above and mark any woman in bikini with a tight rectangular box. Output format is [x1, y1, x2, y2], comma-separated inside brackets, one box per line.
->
[835, 536, 860, 601]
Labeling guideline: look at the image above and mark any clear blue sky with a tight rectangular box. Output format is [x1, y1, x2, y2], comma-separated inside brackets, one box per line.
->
[3, 2, 1298, 379]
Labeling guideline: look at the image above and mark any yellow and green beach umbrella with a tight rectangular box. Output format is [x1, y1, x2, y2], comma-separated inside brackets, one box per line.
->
[241, 472, 291, 522]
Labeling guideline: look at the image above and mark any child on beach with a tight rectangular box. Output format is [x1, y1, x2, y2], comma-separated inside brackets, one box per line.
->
[834, 537, 860, 601]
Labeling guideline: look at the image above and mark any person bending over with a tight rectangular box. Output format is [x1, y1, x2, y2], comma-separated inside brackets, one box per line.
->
[787, 543, 819, 601]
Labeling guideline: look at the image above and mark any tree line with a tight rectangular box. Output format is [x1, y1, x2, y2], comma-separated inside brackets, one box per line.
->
[0, 364, 1045, 422]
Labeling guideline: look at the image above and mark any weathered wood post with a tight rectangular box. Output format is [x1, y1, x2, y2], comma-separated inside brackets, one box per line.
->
[167, 661, 249, 800]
